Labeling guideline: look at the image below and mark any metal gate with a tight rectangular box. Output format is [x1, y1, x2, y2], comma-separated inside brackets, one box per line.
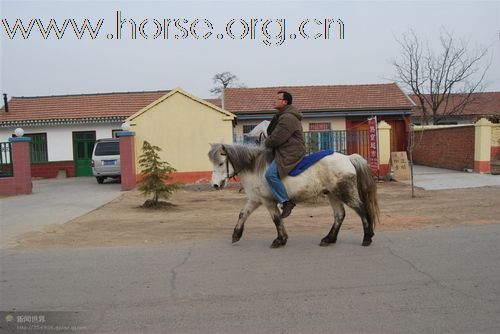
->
[304, 130, 369, 160]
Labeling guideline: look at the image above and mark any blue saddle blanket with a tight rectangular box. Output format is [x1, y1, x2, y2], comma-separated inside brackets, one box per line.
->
[289, 150, 334, 176]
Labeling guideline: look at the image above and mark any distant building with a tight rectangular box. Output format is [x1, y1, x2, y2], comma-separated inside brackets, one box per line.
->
[0, 89, 225, 178]
[225, 83, 415, 156]
[1, 82, 420, 179]
[126, 88, 234, 181]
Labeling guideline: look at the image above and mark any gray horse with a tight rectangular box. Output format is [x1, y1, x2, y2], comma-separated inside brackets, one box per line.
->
[208, 144, 379, 248]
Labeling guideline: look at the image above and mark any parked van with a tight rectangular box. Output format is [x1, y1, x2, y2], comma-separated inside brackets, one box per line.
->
[92, 138, 120, 184]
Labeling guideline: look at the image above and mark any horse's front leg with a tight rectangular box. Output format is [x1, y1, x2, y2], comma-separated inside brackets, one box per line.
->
[232, 200, 261, 243]
[264, 203, 288, 248]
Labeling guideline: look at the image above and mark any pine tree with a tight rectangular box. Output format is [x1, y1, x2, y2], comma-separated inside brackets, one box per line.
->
[138, 141, 177, 206]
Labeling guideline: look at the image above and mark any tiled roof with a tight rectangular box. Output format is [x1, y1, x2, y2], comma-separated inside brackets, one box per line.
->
[205, 98, 222, 108]
[224, 83, 414, 113]
[0, 90, 222, 124]
[410, 92, 500, 117]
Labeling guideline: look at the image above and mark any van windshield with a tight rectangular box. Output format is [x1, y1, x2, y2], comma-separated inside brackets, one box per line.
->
[94, 142, 120, 156]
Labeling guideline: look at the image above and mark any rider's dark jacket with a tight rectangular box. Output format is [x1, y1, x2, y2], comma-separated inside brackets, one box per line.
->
[265, 105, 306, 178]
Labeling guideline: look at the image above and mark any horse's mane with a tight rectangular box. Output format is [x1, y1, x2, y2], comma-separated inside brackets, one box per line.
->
[208, 143, 273, 174]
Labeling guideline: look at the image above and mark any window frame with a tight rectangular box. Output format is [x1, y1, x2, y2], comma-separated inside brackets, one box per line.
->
[24, 133, 48, 163]
[308, 122, 332, 131]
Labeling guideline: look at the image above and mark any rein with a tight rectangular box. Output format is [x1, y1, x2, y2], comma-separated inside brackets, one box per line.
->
[221, 152, 239, 179]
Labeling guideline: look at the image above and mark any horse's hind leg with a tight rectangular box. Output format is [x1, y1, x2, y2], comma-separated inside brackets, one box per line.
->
[232, 200, 261, 243]
[335, 181, 374, 246]
[348, 199, 374, 246]
[264, 203, 288, 248]
[361, 208, 375, 246]
[320, 196, 346, 246]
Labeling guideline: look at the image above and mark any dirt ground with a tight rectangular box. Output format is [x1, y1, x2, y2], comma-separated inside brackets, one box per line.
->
[13, 181, 500, 249]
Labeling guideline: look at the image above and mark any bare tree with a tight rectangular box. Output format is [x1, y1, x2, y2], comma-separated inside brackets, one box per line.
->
[393, 29, 490, 125]
[210, 72, 245, 109]
[210, 72, 243, 95]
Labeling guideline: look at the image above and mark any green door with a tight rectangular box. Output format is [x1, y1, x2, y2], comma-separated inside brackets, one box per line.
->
[73, 131, 96, 176]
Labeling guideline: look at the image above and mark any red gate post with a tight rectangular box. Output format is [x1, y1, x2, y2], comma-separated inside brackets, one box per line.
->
[116, 129, 136, 191]
[9, 135, 32, 195]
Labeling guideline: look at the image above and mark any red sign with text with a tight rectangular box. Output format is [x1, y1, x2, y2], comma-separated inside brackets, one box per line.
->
[368, 117, 379, 171]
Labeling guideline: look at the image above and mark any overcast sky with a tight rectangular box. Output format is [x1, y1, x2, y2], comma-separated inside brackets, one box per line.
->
[1, 0, 499, 103]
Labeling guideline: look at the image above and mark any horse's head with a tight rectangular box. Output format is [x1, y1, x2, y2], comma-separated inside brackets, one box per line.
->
[208, 144, 236, 189]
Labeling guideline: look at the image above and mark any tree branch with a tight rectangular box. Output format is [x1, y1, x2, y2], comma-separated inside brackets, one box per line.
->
[393, 28, 490, 124]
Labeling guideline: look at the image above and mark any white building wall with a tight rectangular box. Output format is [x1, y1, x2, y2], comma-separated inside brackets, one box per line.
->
[0, 122, 121, 161]
[0, 129, 15, 142]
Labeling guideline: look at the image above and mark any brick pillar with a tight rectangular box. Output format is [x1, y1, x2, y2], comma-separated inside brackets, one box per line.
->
[474, 118, 492, 173]
[377, 120, 392, 177]
[9, 137, 33, 195]
[116, 131, 136, 191]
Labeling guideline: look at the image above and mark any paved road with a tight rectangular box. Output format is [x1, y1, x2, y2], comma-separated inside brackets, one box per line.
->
[1, 170, 499, 333]
[403, 165, 500, 190]
[1, 225, 499, 333]
[0, 177, 122, 248]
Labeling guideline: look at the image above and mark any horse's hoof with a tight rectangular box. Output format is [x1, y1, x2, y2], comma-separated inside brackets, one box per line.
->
[232, 229, 243, 243]
[362, 239, 372, 246]
[270, 238, 286, 248]
[319, 237, 336, 247]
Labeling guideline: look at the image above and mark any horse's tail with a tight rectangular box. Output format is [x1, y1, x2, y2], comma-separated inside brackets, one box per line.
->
[349, 154, 379, 227]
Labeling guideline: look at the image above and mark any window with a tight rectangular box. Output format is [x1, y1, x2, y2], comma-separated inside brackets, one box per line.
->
[94, 141, 120, 156]
[243, 124, 257, 134]
[25, 133, 48, 162]
[309, 122, 331, 131]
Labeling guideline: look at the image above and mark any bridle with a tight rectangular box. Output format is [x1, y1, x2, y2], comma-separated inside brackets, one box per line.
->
[220, 152, 239, 180]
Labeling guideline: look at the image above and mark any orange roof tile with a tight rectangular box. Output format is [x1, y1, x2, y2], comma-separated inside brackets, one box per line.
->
[0, 90, 222, 124]
[224, 83, 414, 113]
[205, 98, 222, 108]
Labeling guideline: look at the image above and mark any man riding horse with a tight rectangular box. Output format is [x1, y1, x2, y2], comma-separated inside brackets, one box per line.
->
[208, 91, 378, 248]
[265, 91, 306, 219]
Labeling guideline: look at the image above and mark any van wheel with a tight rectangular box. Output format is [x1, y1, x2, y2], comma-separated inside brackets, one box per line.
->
[96, 177, 105, 184]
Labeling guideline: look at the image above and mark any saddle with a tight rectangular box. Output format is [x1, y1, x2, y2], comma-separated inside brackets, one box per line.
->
[289, 150, 334, 176]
